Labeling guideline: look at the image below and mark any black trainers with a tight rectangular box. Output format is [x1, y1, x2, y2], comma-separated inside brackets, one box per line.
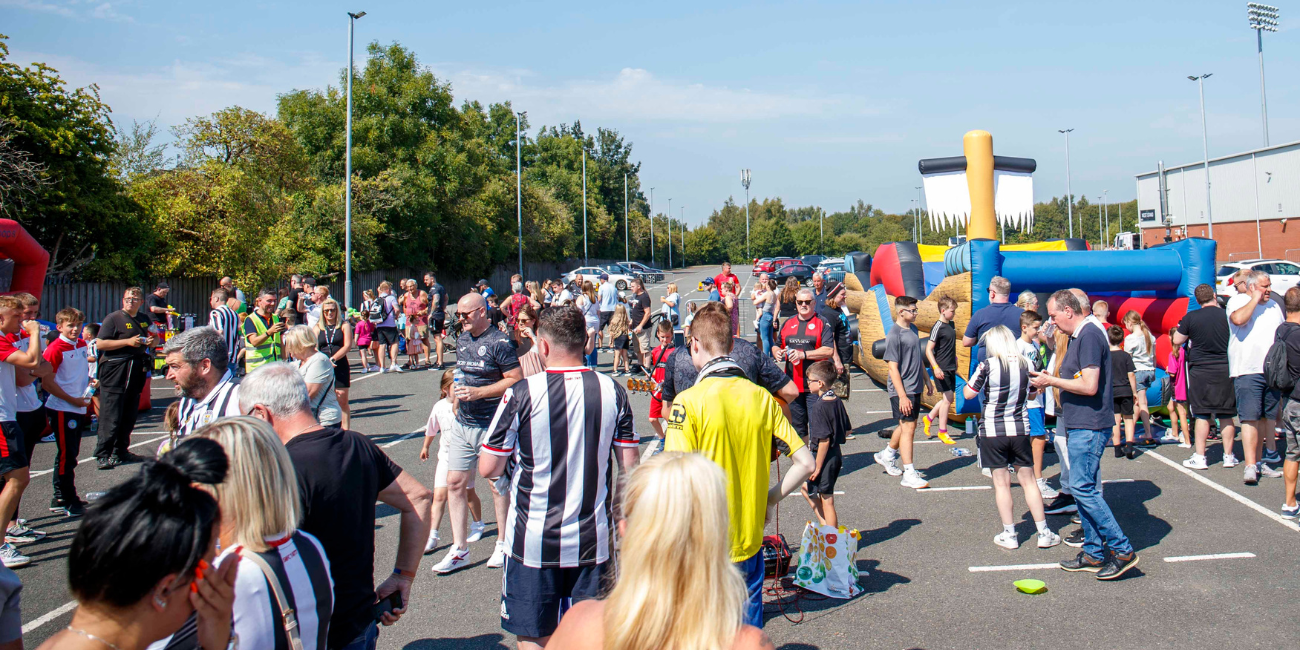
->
[96, 457, 116, 470]
[1114, 444, 1124, 458]
[1063, 528, 1085, 548]
[63, 501, 86, 517]
[113, 451, 146, 465]
[1044, 494, 1078, 515]
[1125, 443, 1138, 459]
[1096, 552, 1139, 580]
[1060, 551, 1106, 572]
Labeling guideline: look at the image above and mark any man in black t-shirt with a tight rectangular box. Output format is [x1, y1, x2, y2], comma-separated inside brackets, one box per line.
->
[628, 279, 652, 370]
[660, 302, 798, 409]
[285, 274, 303, 320]
[1172, 284, 1238, 470]
[143, 282, 171, 330]
[1277, 288, 1300, 519]
[93, 288, 157, 469]
[1031, 290, 1136, 580]
[239, 363, 433, 650]
[424, 272, 448, 368]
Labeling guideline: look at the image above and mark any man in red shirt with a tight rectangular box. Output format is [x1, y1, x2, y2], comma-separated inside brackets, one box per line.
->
[714, 262, 740, 294]
[774, 288, 834, 439]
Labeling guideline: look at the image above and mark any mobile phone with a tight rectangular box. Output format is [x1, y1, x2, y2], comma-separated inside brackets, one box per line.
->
[372, 591, 403, 621]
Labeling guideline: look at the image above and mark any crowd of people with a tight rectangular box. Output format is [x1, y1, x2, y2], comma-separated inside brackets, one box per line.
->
[0, 255, 1292, 649]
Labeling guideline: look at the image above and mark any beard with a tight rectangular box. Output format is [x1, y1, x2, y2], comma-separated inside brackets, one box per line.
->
[177, 373, 209, 399]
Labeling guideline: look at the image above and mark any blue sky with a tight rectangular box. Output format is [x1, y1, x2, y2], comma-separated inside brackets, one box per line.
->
[4, 0, 1297, 225]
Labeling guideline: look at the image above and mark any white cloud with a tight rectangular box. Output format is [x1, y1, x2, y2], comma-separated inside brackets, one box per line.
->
[1, 0, 134, 22]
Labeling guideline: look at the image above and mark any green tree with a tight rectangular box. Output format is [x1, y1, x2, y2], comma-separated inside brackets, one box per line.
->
[684, 225, 723, 265]
[749, 218, 795, 259]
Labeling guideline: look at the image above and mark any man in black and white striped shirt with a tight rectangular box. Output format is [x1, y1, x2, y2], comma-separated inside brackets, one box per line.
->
[207, 288, 241, 368]
[480, 306, 640, 647]
[162, 327, 241, 441]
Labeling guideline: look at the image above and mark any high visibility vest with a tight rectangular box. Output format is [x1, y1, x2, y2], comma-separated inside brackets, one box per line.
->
[245, 311, 281, 371]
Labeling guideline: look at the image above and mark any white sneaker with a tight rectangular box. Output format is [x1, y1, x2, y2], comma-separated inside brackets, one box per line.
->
[993, 531, 1018, 550]
[0, 544, 28, 569]
[4, 524, 44, 544]
[874, 450, 902, 476]
[1257, 462, 1282, 479]
[1223, 454, 1239, 469]
[1243, 464, 1259, 486]
[1037, 478, 1060, 500]
[423, 534, 440, 554]
[467, 520, 486, 543]
[981, 467, 993, 478]
[1037, 530, 1062, 549]
[1182, 455, 1209, 470]
[1281, 504, 1300, 520]
[1178, 442, 1192, 448]
[900, 470, 929, 489]
[432, 546, 470, 574]
[40, 433, 55, 443]
[393, 365, 405, 373]
[486, 541, 507, 568]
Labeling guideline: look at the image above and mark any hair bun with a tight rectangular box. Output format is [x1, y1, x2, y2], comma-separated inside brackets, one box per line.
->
[159, 437, 229, 486]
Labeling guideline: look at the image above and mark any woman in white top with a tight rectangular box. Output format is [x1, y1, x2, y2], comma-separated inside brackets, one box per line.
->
[658, 283, 680, 325]
[195, 417, 334, 650]
[753, 279, 777, 357]
[283, 325, 342, 426]
[578, 281, 602, 367]
[1121, 310, 1162, 444]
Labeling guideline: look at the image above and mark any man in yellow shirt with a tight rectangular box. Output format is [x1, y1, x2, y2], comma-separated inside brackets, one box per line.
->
[665, 303, 815, 629]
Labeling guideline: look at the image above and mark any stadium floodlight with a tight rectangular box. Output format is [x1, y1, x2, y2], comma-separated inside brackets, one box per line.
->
[344, 9, 366, 309]
[1189, 74, 1214, 239]
[741, 169, 752, 260]
[1058, 129, 1074, 238]
[1248, 3, 1280, 146]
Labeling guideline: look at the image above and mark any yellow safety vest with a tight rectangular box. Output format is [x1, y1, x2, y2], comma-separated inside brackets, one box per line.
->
[245, 311, 281, 371]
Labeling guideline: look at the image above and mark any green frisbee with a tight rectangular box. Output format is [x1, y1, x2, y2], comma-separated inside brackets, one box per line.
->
[1014, 579, 1046, 594]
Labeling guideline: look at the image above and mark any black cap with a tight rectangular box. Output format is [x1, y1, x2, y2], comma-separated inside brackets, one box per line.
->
[155, 281, 169, 290]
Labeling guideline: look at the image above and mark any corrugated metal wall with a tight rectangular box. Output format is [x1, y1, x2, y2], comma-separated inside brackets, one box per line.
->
[1136, 141, 1300, 228]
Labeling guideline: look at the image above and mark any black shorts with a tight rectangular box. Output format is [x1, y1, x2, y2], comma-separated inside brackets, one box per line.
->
[891, 393, 922, 422]
[1113, 395, 1134, 416]
[429, 315, 446, 336]
[599, 311, 613, 331]
[374, 326, 399, 346]
[1188, 364, 1235, 417]
[613, 334, 629, 350]
[933, 372, 956, 394]
[501, 557, 610, 638]
[806, 452, 841, 496]
[333, 357, 352, 388]
[0, 421, 30, 475]
[978, 435, 1033, 469]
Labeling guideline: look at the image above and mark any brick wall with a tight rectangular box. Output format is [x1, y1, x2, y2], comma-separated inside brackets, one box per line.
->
[1143, 217, 1300, 262]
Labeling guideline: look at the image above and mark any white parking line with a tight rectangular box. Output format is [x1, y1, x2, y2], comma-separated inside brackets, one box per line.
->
[968, 563, 1059, 573]
[22, 600, 76, 634]
[851, 388, 884, 393]
[30, 434, 171, 478]
[921, 486, 991, 492]
[1145, 450, 1300, 532]
[1163, 552, 1255, 563]
[382, 430, 424, 449]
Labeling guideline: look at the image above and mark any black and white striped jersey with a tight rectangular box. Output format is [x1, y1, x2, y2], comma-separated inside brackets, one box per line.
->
[968, 357, 1031, 437]
[482, 366, 639, 568]
[176, 370, 242, 438]
[207, 308, 241, 366]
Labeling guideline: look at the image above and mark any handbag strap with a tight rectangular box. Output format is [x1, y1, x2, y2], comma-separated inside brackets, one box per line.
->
[240, 549, 306, 650]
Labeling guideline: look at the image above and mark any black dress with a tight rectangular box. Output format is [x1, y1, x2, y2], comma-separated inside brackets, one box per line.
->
[317, 325, 351, 388]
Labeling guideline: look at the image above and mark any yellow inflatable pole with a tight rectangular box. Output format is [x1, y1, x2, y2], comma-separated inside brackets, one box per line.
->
[963, 130, 997, 241]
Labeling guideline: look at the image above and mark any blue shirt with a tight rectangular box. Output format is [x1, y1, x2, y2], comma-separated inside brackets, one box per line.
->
[597, 283, 619, 312]
[964, 302, 1024, 343]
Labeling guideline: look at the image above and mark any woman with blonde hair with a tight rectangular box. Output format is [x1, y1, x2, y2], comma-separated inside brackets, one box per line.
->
[578, 281, 601, 367]
[1015, 290, 1038, 312]
[721, 281, 740, 336]
[548, 452, 773, 650]
[525, 281, 544, 311]
[607, 305, 632, 377]
[192, 417, 334, 650]
[1121, 310, 1163, 444]
[315, 298, 355, 429]
[282, 325, 342, 426]
[659, 282, 680, 326]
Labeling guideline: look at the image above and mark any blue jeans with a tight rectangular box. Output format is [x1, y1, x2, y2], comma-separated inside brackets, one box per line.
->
[340, 624, 379, 650]
[735, 552, 765, 628]
[758, 312, 775, 358]
[1066, 428, 1134, 559]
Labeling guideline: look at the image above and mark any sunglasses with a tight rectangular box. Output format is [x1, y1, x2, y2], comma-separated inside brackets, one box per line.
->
[900, 307, 918, 314]
[455, 307, 482, 319]
[796, 299, 813, 306]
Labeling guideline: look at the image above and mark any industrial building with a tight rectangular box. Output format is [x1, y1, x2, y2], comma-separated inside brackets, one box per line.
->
[1135, 139, 1300, 261]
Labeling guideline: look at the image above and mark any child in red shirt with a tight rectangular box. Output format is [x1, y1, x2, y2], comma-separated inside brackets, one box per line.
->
[647, 320, 676, 449]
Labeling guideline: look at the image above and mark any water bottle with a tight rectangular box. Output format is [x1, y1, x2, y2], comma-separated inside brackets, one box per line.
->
[950, 447, 972, 457]
[453, 369, 465, 398]
[81, 384, 97, 399]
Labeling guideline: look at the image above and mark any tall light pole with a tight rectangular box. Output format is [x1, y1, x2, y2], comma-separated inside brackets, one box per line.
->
[1102, 189, 1109, 247]
[915, 186, 925, 244]
[1059, 129, 1074, 239]
[667, 198, 673, 266]
[1248, 3, 1279, 146]
[741, 169, 751, 260]
[344, 10, 365, 309]
[680, 212, 686, 267]
[1190, 74, 1214, 239]
[649, 187, 655, 266]
[819, 208, 824, 253]
[623, 174, 628, 262]
[516, 110, 524, 277]
[582, 148, 588, 265]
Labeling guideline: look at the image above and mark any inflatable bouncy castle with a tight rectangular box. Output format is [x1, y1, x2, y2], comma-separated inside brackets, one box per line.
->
[843, 131, 1216, 417]
[0, 219, 49, 299]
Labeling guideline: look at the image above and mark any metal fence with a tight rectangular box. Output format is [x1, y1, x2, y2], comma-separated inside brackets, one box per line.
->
[38, 258, 622, 324]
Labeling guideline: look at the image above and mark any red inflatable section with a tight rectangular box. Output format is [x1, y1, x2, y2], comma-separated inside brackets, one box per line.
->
[1085, 295, 1188, 371]
[0, 220, 49, 300]
[869, 244, 904, 298]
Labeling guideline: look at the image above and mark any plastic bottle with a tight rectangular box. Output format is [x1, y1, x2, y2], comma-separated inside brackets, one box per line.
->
[81, 384, 97, 399]
[950, 447, 972, 457]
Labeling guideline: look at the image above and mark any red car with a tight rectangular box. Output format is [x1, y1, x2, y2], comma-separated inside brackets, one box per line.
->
[753, 257, 797, 274]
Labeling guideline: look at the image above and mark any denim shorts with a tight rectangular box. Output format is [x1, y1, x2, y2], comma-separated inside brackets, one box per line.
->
[1233, 373, 1280, 422]
[1134, 370, 1156, 393]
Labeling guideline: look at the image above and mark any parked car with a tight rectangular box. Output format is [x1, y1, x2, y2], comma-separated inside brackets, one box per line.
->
[619, 261, 664, 283]
[800, 254, 827, 268]
[568, 266, 635, 290]
[753, 257, 794, 274]
[601, 263, 650, 284]
[816, 259, 845, 276]
[752, 257, 773, 269]
[772, 263, 815, 286]
[1215, 259, 1299, 301]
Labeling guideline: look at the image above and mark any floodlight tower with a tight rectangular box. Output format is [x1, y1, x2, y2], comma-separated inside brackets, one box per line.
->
[1248, 3, 1279, 146]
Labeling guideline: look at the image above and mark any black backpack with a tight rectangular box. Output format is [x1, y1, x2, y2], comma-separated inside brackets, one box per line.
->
[367, 297, 389, 324]
[1263, 323, 1299, 393]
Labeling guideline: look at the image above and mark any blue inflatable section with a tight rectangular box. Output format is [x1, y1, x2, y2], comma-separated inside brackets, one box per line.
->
[923, 262, 945, 296]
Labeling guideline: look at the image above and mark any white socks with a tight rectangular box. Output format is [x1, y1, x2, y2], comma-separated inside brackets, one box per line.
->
[1003, 524, 1016, 535]
[903, 463, 916, 473]
[1035, 520, 1049, 535]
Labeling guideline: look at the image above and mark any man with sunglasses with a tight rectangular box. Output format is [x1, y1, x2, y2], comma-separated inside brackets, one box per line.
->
[774, 288, 834, 439]
[434, 292, 522, 574]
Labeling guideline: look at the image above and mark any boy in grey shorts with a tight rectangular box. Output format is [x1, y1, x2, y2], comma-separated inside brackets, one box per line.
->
[1277, 287, 1300, 519]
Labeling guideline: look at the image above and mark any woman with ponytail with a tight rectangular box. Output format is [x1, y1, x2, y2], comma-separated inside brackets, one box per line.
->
[1121, 311, 1162, 444]
[548, 452, 773, 650]
[41, 438, 238, 650]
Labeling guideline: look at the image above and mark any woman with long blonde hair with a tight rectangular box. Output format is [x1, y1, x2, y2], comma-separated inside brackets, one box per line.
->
[315, 297, 354, 428]
[607, 305, 631, 376]
[548, 452, 772, 650]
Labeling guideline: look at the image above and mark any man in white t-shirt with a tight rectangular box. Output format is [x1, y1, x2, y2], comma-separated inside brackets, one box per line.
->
[1226, 269, 1285, 485]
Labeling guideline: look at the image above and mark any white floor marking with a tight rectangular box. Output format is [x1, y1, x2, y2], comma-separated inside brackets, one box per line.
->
[382, 430, 424, 449]
[1162, 552, 1255, 563]
[858, 410, 892, 415]
[1145, 450, 1300, 532]
[920, 486, 991, 492]
[22, 600, 77, 634]
[968, 563, 1059, 573]
[1102, 478, 1135, 483]
[852, 388, 884, 393]
[832, 491, 845, 495]
[30, 434, 171, 478]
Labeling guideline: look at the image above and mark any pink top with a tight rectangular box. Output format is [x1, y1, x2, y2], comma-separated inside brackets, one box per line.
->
[354, 319, 374, 346]
[1167, 347, 1187, 402]
[404, 292, 427, 326]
